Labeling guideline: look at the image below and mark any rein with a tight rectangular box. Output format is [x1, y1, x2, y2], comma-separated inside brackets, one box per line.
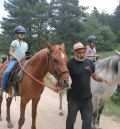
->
[17, 60, 59, 92]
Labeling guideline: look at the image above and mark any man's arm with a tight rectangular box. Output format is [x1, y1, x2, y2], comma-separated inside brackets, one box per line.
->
[91, 72, 109, 85]
[91, 72, 103, 82]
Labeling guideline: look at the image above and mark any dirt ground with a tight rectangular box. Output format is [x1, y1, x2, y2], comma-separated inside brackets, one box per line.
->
[0, 87, 120, 129]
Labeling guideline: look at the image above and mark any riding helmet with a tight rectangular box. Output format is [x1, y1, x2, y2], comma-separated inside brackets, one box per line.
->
[87, 35, 97, 43]
[14, 26, 26, 34]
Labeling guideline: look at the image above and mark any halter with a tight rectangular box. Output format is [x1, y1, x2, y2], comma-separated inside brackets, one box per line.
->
[48, 51, 69, 81]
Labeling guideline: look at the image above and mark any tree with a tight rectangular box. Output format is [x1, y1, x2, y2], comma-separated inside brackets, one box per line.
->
[92, 7, 112, 26]
[49, 0, 86, 53]
[111, 3, 120, 42]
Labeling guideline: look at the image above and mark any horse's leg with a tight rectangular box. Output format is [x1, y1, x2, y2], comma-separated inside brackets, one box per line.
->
[6, 96, 14, 128]
[0, 95, 3, 121]
[92, 96, 99, 129]
[31, 97, 40, 129]
[59, 91, 64, 116]
[18, 97, 30, 129]
[96, 98, 105, 127]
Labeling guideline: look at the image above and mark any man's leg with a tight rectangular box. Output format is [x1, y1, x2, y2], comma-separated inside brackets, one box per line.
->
[80, 98, 93, 129]
[66, 98, 79, 129]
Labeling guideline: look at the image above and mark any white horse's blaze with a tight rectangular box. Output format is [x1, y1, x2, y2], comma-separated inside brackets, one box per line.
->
[61, 52, 65, 59]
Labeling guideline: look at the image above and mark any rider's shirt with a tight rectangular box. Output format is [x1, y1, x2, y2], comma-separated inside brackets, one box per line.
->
[86, 46, 96, 56]
[67, 58, 95, 99]
[11, 39, 28, 59]
[86, 46, 96, 62]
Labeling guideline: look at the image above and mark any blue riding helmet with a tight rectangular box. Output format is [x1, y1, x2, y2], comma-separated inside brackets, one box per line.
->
[14, 26, 26, 34]
[87, 35, 97, 43]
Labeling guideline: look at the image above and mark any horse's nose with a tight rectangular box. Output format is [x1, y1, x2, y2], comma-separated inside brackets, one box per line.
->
[63, 80, 68, 86]
[63, 80, 71, 88]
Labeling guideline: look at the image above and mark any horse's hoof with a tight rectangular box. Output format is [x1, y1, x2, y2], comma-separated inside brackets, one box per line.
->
[7, 122, 14, 128]
[0, 116, 2, 121]
[59, 112, 64, 116]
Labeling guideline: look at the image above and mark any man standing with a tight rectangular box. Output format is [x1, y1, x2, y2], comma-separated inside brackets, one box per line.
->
[66, 42, 109, 129]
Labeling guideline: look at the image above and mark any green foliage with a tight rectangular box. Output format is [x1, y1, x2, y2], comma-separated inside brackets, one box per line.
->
[115, 43, 120, 51]
[83, 13, 116, 51]
[111, 4, 120, 42]
[97, 26, 116, 51]
[103, 99, 120, 118]
[110, 85, 120, 105]
[0, 35, 11, 54]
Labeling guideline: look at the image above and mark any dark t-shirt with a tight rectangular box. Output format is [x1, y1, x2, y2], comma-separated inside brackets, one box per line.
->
[67, 58, 95, 100]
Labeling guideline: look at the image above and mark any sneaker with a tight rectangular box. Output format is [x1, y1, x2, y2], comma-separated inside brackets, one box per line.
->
[0, 88, 4, 95]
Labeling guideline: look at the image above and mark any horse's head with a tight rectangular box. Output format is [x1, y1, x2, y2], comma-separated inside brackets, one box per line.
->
[46, 42, 72, 90]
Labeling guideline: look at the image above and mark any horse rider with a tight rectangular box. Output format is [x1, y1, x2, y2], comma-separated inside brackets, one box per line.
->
[0, 25, 28, 95]
[86, 35, 100, 62]
[66, 42, 109, 129]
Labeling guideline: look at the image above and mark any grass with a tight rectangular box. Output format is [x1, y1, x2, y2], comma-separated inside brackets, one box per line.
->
[98, 51, 114, 58]
[103, 99, 120, 119]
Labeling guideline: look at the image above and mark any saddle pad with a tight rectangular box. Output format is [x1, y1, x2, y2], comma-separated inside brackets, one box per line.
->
[18, 60, 29, 81]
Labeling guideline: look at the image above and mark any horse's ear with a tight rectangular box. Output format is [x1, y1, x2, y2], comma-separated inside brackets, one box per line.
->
[46, 41, 53, 51]
[61, 43, 65, 50]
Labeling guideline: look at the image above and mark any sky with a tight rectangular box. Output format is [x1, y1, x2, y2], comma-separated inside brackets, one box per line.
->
[0, 0, 8, 21]
[0, 0, 119, 23]
[80, 0, 119, 14]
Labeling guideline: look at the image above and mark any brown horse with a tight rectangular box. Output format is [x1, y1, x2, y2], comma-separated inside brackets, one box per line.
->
[0, 42, 71, 129]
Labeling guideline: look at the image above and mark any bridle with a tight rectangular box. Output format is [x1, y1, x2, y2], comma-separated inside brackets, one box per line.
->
[48, 51, 69, 81]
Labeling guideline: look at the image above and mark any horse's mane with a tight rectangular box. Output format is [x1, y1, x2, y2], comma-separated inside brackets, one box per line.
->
[96, 53, 120, 74]
[29, 48, 48, 65]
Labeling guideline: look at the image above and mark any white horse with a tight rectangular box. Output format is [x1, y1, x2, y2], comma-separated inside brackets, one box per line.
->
[59, 51, 120, 129]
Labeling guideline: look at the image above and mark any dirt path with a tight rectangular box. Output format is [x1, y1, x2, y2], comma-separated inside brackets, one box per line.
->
[0, 87, 120, 129]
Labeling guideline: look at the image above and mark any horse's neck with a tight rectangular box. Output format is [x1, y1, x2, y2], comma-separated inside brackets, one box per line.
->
[28, 49, 49, 79]
[96, 55, 120, 83]
[92, 55, 120, 95]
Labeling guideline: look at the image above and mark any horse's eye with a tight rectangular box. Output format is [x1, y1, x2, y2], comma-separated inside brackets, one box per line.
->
[53, 59, 58, 64]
